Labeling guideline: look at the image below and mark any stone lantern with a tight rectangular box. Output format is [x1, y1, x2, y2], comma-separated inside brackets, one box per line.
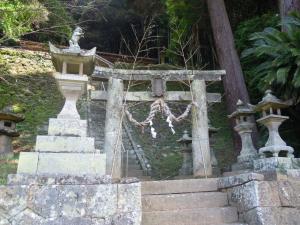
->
[255, 90, 294, 158]
[229, 100, 257, 170]
[18, 27, 106, 175]
[208, 120, 220, 175]
[49, 38, 96, 120]
[0, 107, 24, 157]
[177, 130, 193, 176]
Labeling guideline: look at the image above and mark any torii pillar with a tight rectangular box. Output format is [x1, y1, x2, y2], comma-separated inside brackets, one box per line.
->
[104, 78, 124, 179]
[192, 80, 212, 177]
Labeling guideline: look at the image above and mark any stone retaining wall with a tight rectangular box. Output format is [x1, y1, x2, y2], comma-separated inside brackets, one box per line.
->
[0, 174, 141, 225]
[218, 173, 300, 225]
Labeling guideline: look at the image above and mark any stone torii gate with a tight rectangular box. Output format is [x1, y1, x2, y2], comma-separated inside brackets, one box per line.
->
[92, 67, 225, 178]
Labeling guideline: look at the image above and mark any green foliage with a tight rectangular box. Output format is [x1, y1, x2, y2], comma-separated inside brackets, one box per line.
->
[235, 13, 279, 53]
[150, 153, 182, 179]
[0, 156, 17, 185]
[225, 0, 278, 30]
[32, 0, 73, 44]
[0, 0, 48, 43]
[242, 12, 300, 102]
[164, 0, 202, 27]
[0, 49, 63, 150]
[163, 0, 205, 67]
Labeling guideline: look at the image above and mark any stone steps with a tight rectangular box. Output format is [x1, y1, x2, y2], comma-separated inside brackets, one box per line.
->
[142, 207, 238, 225]
[141, 178, 242, 225]
[124, 164, 141, 170]
[127, 170, 144, 177]
[142, 178, 218, 195]
[123, 153, 152, 181]
[222, 170, 252, 177]
[142, 192, 228, 211]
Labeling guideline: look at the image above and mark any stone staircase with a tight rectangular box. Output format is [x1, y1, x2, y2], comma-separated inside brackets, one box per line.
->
[123, 150, 148, 179]
[141, 178, 247, 225]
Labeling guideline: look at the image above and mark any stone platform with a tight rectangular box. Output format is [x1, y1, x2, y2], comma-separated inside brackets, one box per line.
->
[0, 174, 141, 225]
[17, 152, 105, 175]
[17, 102, 106, 176]
[219, 173, 300, 225]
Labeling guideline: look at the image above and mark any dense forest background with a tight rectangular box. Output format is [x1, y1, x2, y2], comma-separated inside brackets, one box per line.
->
[1, 0, 300, 158]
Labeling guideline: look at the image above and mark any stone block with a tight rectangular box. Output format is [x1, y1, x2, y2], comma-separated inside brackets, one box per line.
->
[260, 170, 288, 181]
[0, 185, 28, 220]
[277, 179, 300, 207]
[229, 181, 280, 212]
[17, 152, 106, 175]
[0, 175, 141, 225]
[142, 192, 228, 212]
[231, 160, 254, 171]
[17, 152, 39, 174]
[142, 207, 238, 225]
[84, 185, 118, 218]
[0, 217, 10, 225]
[27, 185, 62, 218]
[118, 183, 141, 213]
[11, 208, 44, 225]
[292, 158, 300, 168]
[27, 184, 118, 219]
[254, 157, 292, 172]
[141, 178, 218, 195]
[48, 118, 87, 137]
[287, 169, 300, 178]
[43, 217, 102, 225]
[218, 173, 264, 189]
[35, 136, 95, 153]
[112, 212, 141, 225]
[7, 174, 112, 185]
[244, 207, 300, 225]
[244, 207, 277, 225]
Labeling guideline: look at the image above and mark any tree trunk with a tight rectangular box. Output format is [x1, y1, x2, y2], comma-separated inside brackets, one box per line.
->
[280, 0, 300, 18]
[279, 0, 300, 31]
[206, 0, 257, 153]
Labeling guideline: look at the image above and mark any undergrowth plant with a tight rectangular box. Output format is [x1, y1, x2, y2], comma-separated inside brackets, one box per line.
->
[242, 12, 300, 103]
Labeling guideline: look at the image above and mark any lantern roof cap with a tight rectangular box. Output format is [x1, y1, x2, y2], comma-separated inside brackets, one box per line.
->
[255, 90, 290, 111]
[228, 99, 255, 119]
[177, 130, 192, 143]
[0, 106, 24, 122]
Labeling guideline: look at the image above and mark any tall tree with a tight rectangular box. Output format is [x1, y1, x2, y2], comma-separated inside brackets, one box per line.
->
[280, 0, 300, 18]
[206, 0, 257, 152]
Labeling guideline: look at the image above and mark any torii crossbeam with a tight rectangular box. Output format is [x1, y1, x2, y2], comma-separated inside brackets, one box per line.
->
[92, 67, 225, 178]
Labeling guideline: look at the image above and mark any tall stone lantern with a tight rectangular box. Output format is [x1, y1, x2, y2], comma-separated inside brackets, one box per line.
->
[0, 107, 24, 157]
[49, 32, 96, 120]
[18, 27, 106, 175]
[229, 100, 257, 170]
[255, 90, 294, 158]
